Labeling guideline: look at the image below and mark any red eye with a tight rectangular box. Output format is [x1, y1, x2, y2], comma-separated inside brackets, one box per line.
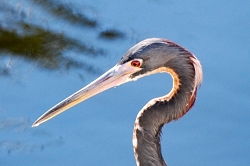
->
[131, 60, 141, 67]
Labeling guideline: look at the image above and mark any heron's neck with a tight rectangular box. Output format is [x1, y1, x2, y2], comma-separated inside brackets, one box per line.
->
[132, 67, 197, 166]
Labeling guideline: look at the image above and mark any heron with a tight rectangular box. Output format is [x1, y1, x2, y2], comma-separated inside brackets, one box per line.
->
[32, 38, 203, 166]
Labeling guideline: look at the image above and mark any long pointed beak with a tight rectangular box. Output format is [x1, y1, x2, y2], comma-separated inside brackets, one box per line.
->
[32, 62, 142, 127]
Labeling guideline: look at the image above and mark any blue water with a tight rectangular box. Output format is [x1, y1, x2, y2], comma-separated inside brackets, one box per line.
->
[0, 0, 249, 165]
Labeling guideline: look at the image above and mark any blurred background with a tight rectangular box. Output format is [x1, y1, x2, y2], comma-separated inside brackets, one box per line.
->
[0, 0, 249, 165]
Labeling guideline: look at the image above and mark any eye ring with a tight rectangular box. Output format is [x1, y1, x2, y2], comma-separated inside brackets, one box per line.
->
[131, 60, 141, 67]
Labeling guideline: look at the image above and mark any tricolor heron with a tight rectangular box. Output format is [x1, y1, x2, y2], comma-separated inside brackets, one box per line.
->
[32, 38, 203, 166]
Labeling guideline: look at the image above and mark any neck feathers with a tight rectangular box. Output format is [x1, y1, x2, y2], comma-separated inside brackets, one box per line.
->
[133, 53, 202, 166]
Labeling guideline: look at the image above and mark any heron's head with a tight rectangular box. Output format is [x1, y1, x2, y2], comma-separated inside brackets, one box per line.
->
[32, 38, 201, 127]
[117, 38, 197, 82]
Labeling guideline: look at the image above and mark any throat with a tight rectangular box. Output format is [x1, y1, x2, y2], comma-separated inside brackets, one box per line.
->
[132, 69, 194, 166]
[132, 63, 197, 166]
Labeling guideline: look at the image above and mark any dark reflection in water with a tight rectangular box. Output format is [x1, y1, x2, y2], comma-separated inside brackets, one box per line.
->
[33, 0, 98, 28]
[0, 23, 105, 71]
[0, 0, 125, 75]
[0, 65, 11, 77]
[99, 29, 125, 40]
